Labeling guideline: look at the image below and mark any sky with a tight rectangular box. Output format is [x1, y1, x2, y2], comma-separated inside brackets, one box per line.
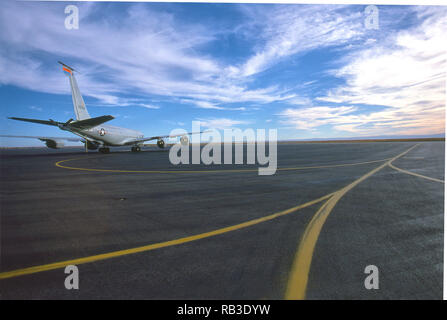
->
[0, 1, 446, 146]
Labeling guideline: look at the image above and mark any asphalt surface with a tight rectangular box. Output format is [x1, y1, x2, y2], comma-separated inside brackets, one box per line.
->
[0, 142, 444, 299]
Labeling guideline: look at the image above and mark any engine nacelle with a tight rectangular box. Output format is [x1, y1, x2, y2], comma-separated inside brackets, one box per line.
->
[180, 135, 189, 146]
[157, 139, 165, 148]
[85, 140, 99, 150]
[41, 139, 65, 149]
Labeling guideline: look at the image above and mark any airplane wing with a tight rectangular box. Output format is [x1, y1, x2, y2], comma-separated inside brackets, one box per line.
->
[0, 135, 85, 149]
[8, 115, 114, 130]
[124, 131, 205, 145]
[0, 135, 83, 142]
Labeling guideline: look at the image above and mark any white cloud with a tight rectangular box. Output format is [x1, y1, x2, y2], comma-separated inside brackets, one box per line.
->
[1, 2, 444, 140]
[193, 101, 227, 110]
[234, 5, 364, 77]
[287, 7, 446, 136]
[0, 2, 301, 109]
[180, 99, 247, 111]
[279, 106, 358, 130]
[196, 118, 250, 129]
[29, 105, 43, 112]
[87, 94, 160, 110]
[138, 104, 160, 109]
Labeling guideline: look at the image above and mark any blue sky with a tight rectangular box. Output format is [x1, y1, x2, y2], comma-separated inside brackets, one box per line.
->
[0, 1, 445, 146]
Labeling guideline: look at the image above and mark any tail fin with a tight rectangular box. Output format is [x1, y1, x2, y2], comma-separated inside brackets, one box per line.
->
[58, 61, 91, 120]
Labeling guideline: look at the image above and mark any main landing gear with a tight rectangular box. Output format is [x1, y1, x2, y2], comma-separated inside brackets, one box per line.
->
[99, 147, 110, 154]
[131, 146, 141, 152]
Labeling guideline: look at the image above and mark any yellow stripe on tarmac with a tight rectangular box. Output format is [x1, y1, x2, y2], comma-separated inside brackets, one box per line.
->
[1, 147, 422, 286]
[0, 193, 334, 280]
[55, 157, 391, 174]
[388, 163, 444, 183]
[285, 144, 419, 300]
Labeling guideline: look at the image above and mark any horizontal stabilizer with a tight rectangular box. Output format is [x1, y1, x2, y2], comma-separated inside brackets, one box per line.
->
[58, 61, 78, 74]
[70, 115, 115, 129]
[8, 115, 114, 129]
[8, 117, 60, 126]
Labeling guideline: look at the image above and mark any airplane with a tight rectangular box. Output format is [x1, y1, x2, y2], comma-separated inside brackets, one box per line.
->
[1, 61, 198, 153]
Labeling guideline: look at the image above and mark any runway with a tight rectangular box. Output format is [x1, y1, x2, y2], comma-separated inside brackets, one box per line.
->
[0, 142, 444, 299]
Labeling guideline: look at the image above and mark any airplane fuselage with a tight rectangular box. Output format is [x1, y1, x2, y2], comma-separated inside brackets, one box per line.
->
[5, 62, 195, 152]
[65, 124, 144, 146]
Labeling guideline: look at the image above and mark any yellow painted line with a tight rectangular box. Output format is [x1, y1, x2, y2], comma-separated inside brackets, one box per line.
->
[389, 163, 444, 183]
[0, 149, 414, 282]
[0, 192, 334, 280]
[285, 144, 419, 300]
[55, 157, 392, 174]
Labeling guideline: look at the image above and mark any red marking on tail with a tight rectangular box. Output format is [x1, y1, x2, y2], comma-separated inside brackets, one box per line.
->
[62, 66, 72, 74]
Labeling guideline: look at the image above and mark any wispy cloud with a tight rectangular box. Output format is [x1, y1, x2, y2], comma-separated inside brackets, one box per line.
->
[192, 100, 228, 110]
[87, 94, 160, 110]
[231, 5, 364, 77]
[196, 118, 250, 129]
[281, 7, 446, 136]
[138, 104, 160, 109]
[0, 3, 444, 140]
[29, 105, 43, 112]
[182, 99, 247, 111]
[279, 106, 357, 131]
[0, 2, 306, 109]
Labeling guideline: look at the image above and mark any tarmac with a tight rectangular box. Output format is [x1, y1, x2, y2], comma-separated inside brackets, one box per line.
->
[0, 142, 444, 299]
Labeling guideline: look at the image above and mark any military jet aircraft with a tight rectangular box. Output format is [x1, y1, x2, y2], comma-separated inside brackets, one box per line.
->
[2, 62, 197, 153]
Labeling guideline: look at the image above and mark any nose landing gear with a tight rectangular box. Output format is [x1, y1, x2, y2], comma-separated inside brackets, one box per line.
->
[131, 146, 141, 152]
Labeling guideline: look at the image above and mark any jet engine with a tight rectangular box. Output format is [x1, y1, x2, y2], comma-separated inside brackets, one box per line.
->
[157, 139, 165, 148]
[85, 140, 99, 150]
[40, 138, 65, 149]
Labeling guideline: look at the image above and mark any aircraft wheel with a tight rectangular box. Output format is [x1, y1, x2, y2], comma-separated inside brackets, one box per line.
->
[99, 147, 110, 154]
[131, 146, 141, 152]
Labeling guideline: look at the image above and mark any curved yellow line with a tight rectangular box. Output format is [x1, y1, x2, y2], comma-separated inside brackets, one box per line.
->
[55, 157, 392, 174]
[389, 163, 444, 183]
[1, 150, 414, 286]
[285, 144, 419, 300]
[0, 192, 334, 280]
